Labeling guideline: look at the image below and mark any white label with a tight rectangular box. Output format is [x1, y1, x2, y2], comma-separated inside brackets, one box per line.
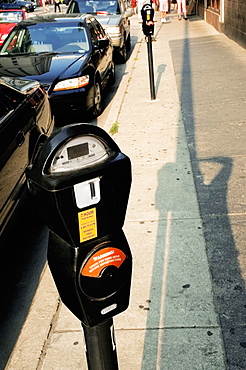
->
[101, 303, 117, 315]
[74, 177, 100, 209]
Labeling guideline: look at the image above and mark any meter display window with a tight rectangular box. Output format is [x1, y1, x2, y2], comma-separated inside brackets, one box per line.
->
[67, 142, 89, 160]
[49, 135, 112, 173]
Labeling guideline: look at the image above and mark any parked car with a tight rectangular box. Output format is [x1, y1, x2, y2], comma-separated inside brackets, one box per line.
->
[0, 14, 115, 118]
[66, 0, 132, 63]
[0, 76, 54, 241]
[0, 0, 35, 12]
[0, 9, 26, 46]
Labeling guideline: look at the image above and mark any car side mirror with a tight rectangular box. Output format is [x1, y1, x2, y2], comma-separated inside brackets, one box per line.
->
[98, 38, 110, 49]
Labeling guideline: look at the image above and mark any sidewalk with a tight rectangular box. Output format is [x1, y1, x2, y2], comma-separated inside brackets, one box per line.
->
[6, 11, 246, 369]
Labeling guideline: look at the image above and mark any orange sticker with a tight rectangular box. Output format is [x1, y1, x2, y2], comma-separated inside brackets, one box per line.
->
[81, 247, 126, 278]
[78, 208, 97, 243]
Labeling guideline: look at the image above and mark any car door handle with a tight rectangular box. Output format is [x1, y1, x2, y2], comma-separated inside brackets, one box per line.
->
[16, 131, 25, 147]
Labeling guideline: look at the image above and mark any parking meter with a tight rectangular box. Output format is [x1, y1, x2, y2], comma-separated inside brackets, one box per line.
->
[141, 3, 155, 36]
[26, 123, 132, 328]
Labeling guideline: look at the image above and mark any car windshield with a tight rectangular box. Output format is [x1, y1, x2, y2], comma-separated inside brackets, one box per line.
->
[0, 23, 89, 54]
[0, 11, 24, 23]
[71, 0, 120, 15]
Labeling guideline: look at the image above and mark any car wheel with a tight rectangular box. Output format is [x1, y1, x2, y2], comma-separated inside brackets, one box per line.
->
[109, 62, 115, 85]
[117, 42, 127, 64]
[126, 34, 131, 52]
[21, 6, 28, 11]
[91, 80, 102, 117]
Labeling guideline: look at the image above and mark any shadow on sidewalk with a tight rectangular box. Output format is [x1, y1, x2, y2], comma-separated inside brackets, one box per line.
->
[0, 195, 48, 369]
[141, 21, 246, 369]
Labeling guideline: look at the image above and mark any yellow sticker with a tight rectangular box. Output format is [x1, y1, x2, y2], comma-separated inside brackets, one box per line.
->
[78, 208, 97, 243]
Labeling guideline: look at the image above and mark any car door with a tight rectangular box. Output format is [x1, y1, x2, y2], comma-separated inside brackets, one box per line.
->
[0, 84, 34, 233]
[87, 18, 109, 82]
[92, 19, 112, 80]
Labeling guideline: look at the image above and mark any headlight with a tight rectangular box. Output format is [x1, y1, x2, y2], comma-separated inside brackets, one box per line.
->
[53, 76, 89, 91]
[106, 26, 121, 35]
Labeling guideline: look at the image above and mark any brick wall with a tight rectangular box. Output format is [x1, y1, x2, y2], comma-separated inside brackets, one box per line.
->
[224, 0, 246, 48]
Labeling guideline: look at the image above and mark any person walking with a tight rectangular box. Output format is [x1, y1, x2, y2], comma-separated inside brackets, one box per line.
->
[54, 0, 61, 12]
[177, 0, 187, 20]
[171, 0, 177, 12]
[138, 0, 146, 20]
[159, 0, 168, 23]
[41, 0, 50, 12]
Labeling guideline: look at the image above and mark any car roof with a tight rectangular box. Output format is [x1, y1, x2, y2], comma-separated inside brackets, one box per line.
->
[0, 9, 25, 12]
[16, 13, 93, 27]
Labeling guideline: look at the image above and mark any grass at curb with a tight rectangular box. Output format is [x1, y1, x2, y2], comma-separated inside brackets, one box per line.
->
[109, 122, 119, 135]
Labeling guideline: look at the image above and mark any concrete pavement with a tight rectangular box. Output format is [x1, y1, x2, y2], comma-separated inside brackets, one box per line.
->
[5, 11, 246, 370]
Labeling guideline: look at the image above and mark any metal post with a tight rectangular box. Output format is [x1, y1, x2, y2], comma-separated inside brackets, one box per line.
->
[147, 35, 156, 100]
[82, 318, 119, 370]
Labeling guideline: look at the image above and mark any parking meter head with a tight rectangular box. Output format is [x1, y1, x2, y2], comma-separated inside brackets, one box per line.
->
[26, 123, 132, 326]
[26, 123, 131, 246]
[141, 3, 154, 36]
[48, 229, 132, 326]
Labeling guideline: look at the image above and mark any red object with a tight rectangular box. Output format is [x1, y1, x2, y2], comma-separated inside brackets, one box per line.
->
[0, 9, 26, 46]
[97, 11, 108, 15]
[81, 247, 127, 278]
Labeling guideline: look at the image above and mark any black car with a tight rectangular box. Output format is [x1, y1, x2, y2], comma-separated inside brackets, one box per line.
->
[0, 14, 115, 118]
[0, 0, 35, 12]
[0, 76, 54, 240]
[66, 0, 132, 63]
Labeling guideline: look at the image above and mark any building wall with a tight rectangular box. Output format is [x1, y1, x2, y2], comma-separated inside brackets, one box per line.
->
[206, 7, 221, 32]
[223, 0, 246, 48]
[194, 0, 246, 48]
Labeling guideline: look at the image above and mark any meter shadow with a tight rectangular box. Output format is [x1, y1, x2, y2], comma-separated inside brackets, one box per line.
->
[0, 194, 48, 369]
[155, 63, 167, 96]
[141, 22, 246, 369]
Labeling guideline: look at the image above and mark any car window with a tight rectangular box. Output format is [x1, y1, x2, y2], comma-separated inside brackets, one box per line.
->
[0, 28, 26, 53]
[92, 19, 106, 39]
[0, 24, 90, 54]
[70, 0, 121, 15]
[87, 19, 99, 45]
[0, 11, 24, 23]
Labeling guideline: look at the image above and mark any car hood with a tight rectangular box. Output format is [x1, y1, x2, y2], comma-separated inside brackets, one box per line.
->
[0, 52, 88, 91]
[94, 15, 121, 27]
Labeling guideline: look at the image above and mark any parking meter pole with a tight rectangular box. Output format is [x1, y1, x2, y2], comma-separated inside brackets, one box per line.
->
[82, 318, 119, 370]
[26, 124, 132, 368]
[147, 35, 156, 100]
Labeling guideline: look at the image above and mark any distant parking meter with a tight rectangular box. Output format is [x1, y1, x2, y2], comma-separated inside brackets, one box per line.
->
[141, 3, 156, 100]
[26, 123, 132, 328]
[141, 3, 155, 36]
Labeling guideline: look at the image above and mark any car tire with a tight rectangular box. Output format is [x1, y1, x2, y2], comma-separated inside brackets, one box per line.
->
[109, 62, 115, 85]
[91, 80, 102, 117]
[117, 41, 127, 64]
[126, 34, 131, 52]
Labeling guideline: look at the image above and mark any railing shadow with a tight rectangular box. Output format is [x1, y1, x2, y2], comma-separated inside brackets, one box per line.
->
[141, 18, 246, 369]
